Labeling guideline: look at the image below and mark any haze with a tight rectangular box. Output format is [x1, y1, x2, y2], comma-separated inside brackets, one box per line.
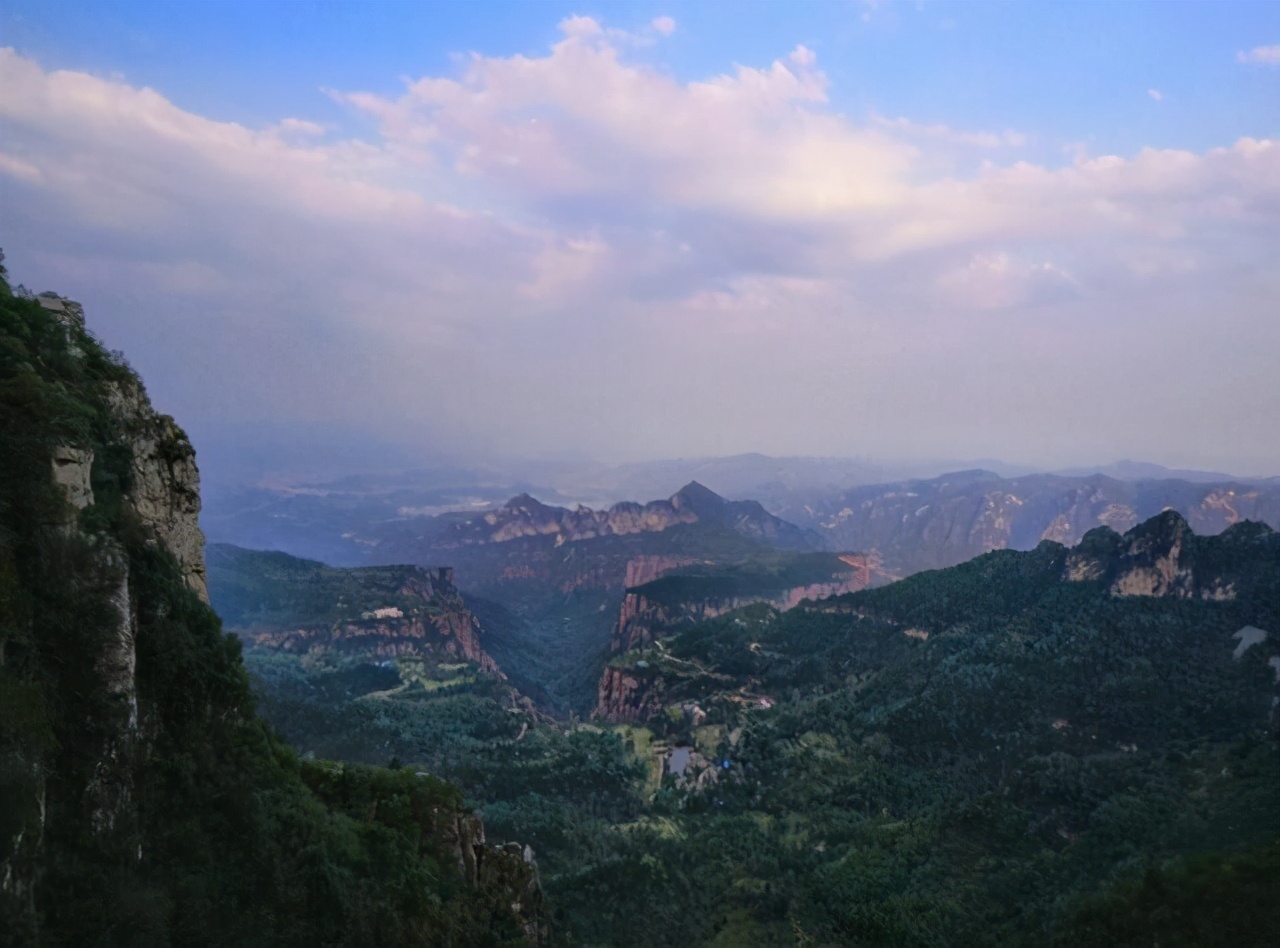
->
[2, 1, 1278, 487]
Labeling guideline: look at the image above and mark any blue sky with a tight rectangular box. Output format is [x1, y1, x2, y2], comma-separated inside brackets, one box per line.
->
[6, 1, 1275, 156]
[2, 1, 1278, 478]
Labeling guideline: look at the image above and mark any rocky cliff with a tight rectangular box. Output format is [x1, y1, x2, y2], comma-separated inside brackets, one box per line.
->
[106, 379, 209, 600]
[595, 665, 667, 724]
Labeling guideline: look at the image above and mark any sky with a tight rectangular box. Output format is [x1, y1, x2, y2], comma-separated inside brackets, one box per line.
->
[2, 0, 1278, 483]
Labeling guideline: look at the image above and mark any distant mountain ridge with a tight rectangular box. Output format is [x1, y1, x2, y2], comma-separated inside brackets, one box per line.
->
[595, 510, 1280, 726]
[1052, 459, 1269, 483]
[778, 470, 1280, 577]
[422, 481, 820, 552]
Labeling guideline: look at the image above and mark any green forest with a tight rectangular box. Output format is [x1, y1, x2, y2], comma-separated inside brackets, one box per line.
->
[228, 527, 1280, 945]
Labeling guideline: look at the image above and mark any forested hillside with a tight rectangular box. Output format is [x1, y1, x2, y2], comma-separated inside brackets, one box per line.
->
[230, 503, 1280, 945]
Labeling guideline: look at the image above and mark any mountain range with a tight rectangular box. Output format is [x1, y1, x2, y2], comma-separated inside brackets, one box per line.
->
[202, 461, 1280, 585]
[776, 469, 1280, 576]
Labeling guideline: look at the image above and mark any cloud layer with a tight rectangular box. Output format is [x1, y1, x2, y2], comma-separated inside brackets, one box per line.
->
[2, 19, 1278, 478]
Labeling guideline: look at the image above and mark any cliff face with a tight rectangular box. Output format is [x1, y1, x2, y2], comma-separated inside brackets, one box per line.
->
[38, 364, 210, 848]
[106, 380, 208, 600]
[595, 666, 666, 724]
[611, 553, 875, 654]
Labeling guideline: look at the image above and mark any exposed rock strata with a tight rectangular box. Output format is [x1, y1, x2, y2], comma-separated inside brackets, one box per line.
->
[597, 554, 875, 721]
[610, 554, 875, 654]
[623, 554, 700, 589]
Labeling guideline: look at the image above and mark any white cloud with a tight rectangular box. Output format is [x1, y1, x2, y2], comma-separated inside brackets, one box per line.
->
[871, 112, 1027, 148]
[1, 30, 1278, 471]
[937, 253, 1078, 310]
[789, 45, 817, 68]
[1148, 88, 1163, 101]
[1237, 44, 1280, 65]
[276, 117, 327, 136]
[651, 16, 677, 36]
[558, 15, 602, 39]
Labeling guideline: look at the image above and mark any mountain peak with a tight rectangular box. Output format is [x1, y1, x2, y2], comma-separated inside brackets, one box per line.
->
[1061, 509, 1254, 600]
[1126, 507, 1190, 545]
[504, 491, 553, 512]
[671, 480, 726, 510]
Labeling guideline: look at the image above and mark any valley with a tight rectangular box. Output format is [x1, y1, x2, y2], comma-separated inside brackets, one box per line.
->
[206, 474, 1280, 945]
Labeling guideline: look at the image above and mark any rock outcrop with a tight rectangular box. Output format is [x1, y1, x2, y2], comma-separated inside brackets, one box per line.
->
[428, 804, 546, 940]
[50, 445, 94, 521]
[623, 554, 700, 589]
[595, 666, 666, 724]
[106, 380, 208, 601]
[1064, 510, 1277, 601]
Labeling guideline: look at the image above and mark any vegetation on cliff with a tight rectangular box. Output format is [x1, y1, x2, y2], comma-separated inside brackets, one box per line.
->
[0, 265, 539, 946]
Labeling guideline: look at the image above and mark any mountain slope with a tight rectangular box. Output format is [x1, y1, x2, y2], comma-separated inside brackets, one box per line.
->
[560, 512, 1280, 944]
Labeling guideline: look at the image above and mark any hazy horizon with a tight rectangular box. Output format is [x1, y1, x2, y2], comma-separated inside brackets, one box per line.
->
[3, 1, 1278, 481]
